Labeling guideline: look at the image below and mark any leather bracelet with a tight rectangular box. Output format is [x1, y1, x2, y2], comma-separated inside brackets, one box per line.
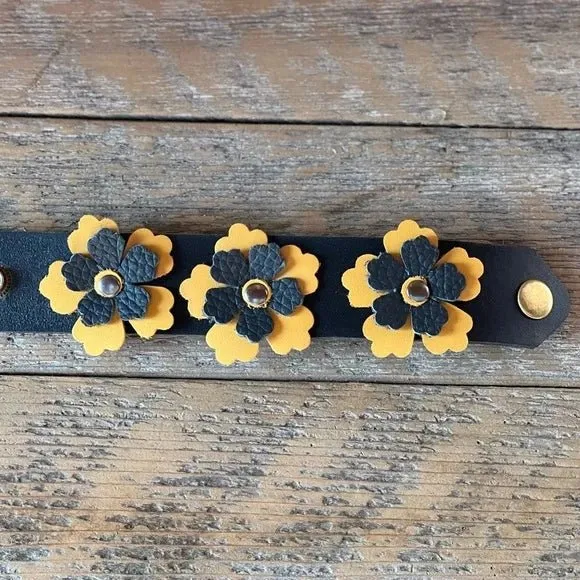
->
[1, 220, 568, 362]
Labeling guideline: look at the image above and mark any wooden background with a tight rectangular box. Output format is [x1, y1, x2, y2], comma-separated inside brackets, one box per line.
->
[0, 1, 578, 578]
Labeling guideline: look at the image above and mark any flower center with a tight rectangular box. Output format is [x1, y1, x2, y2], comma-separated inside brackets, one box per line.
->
[401, 276, 430, 307]
[242, 279, 272, 308]
[94, 270, 123, 298]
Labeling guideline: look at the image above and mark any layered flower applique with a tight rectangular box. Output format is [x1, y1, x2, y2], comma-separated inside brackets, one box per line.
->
[342, 220, 484, 357]
[180, 223, 319, 365]
[39, 215, 175, 355]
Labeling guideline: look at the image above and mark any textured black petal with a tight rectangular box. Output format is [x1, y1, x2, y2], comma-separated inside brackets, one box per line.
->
[77, 290, 115, 327]
[236, 306, 274, 343]
[367, 253, 406, 292]
[211, 250, 250, 287]
[203, 286, 243, 324]
[118, 244, 159, 284]
[62, 254, 100, 291]
[411, 300, 448, 336]
[401, 236, 439, 276]
[116, 284, 150, 321]
[249, 243, 285, 281]
[270, 278, 303, 315]
[428, 263, 466, 302]
[372, 292, 410, 330]
[88, 228, 125, 270]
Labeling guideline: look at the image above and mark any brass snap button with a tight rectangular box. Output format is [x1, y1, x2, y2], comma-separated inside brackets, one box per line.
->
[517, 279, 553, 320]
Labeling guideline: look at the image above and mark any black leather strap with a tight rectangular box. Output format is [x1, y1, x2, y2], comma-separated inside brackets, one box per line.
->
[0, 232, 569, 347]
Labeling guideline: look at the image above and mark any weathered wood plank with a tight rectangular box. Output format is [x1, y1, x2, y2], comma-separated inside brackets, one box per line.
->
[0, 375, 579, 578]
[2, 0, 580, 127]
[0, 118, 577, 384]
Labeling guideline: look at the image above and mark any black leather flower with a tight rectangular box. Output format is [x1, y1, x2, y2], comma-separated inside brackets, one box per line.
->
[367, 235, 466, 336]
[203, 243, 304, 342]
[61, 228, 159, 326]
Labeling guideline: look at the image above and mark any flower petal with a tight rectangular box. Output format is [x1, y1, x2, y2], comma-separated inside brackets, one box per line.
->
[401, 236, 439, 276]
[118, 245, 158, 284]
[72, 312, 126, 356]
[214, 223, 268, 254]
[203, 286, 243, 324]
[129, 286, 175, 339]
[249, 243, 285, 280]
[116, 284, 150, 321]
[411, 300, 448, 336]
[428, 263, 465, 302]
[125, 228, 174, 278]
[270, 278, 303, 315]
[362, 315, 414, 358]
[61, 254, 100, 292]
[383, 219, 438, 258]
[39, 261, 85, 315]
[236, 306, 274, 343]
[277, 245, 319, 295]
[367, 252, 406, 292]
[422, 303, 473, 355]
[67, 215, 119, 255]
[206, 320, 260, 365]
[436, 247, 484, 301]
[267, 306, 314, 355]
[77, 290, 115, 327]
[88, 228, 125, 270]
[372, 292, 410, 330]
[341, 254, 382, 308]
[179, 264, 222, 320]
[211, 250, 250, 287]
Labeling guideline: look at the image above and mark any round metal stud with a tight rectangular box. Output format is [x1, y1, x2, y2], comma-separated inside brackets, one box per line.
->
[517, 279, 553, 320]
[0, 266, 12, 298]
[242, 279, 272, 308]
[94, 271, 123, 298]
[401, 276, 430, 307]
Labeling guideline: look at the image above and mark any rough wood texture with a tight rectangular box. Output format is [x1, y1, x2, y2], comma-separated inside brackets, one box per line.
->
[0, 375, 579, 578]
[0, 118, 577, 385]
[2, 1, 580, 127]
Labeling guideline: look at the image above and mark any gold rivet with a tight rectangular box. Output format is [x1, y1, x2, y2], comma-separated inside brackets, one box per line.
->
[517, 280, 553, 320]
[242, 279, 272, 308]
[401, 276, 430, 307]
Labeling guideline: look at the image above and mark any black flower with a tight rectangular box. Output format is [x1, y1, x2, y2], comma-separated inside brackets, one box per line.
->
[61, 228, 159, 326]
[367, 236, 466, 336]
[203, 243, 304, 342]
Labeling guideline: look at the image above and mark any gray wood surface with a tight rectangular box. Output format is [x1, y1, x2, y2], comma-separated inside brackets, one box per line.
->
[1, 1, 579, 578]
[1, 1, 580, 127]
[1, 376, 579, 578]
[0, 118, 577, 386]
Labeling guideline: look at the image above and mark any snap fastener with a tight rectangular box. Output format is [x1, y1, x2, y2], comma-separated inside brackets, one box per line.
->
[0, 266, 12, 298]
[517, 279, 553, 320]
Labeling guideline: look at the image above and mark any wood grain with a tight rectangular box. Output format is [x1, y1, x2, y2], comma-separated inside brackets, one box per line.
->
[1, 0, 580, 127]
[0, 375, 579, 578]
[0, 118, 577, 385]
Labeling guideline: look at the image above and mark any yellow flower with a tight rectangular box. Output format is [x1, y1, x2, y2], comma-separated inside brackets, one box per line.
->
[39, 215, 174, 356]
[180, 224, 319, 365]
[342, 220, 484, 357]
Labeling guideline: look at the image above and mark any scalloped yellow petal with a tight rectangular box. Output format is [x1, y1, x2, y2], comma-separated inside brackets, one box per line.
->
[72, 313, 126, 356]
[437, 247, 484, 301]
[179, 264, 223, 319]
[278, 245, 319, 295]
[362, 315, 414, 358]
[126, 228, 174, 278]
[383, 219, 438, 257]
[206, 320, 260, 365]
[39, 261, 85, 315]
[129, 286, 174, 339]
[341, 254, 382, 308]
[422, 303, 473, 355]
[267, 306, 314, 355]
[67, 215, 119, 254]
[214, 223, 268, 254]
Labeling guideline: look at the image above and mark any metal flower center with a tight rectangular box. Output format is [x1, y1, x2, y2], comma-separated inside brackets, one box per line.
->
[94, 271, 123, 298]
[242, 279, 271, 308]
[401, 276, 430, 307]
